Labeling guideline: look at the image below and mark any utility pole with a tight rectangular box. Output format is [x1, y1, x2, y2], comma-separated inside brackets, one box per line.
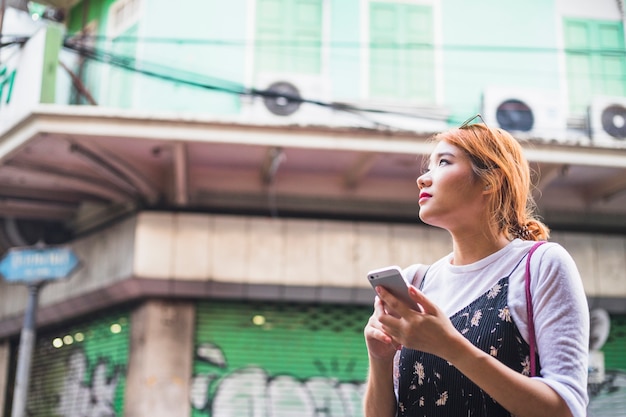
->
[10, 283, 42, 417]
[0, 244, 81, 417]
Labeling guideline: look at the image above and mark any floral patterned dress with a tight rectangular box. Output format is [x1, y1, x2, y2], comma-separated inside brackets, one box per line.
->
[396, 253, 540, 417]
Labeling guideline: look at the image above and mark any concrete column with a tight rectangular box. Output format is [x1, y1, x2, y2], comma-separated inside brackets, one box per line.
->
[124, 300, 195, 417]
[0, 340, 9, 414]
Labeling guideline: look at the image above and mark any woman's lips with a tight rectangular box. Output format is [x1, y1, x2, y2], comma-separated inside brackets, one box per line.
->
[419, 192, 432, 204]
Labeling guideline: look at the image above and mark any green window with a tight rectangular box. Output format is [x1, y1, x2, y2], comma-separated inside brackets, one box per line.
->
[369, 2, 434, 102]
[255, 0, 323, 74]
[564, 18, 626, 114]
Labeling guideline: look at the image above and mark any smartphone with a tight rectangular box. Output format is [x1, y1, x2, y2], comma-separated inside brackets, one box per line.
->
[367, 265, 422, 312]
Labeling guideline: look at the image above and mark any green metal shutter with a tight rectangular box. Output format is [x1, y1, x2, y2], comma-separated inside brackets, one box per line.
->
[603, 314, 626, 371]
[25, 309, 131, 416]
[369, 2, 434, 102]
[255, 0, 323, 74]
[588, 314, 626, 416]
[564, 18, 626, 113]
[191, 301, 372, 417]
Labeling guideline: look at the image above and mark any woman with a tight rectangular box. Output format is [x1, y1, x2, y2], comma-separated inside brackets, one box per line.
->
[363, 117, 589, 417]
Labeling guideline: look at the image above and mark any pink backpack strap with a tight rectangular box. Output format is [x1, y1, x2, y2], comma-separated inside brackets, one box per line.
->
[525, 241, 547, 377]
[411, 264, 430, 289]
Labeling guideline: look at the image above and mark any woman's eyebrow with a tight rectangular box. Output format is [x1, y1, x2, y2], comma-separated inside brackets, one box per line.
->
[430, 151, 456, 161]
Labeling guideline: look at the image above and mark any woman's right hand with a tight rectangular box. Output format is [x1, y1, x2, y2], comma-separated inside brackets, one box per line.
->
[364, 295, 400, 361]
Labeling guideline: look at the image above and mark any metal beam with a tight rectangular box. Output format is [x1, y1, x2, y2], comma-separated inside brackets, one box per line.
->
[344, 152, 378, 189]
[0, 184, 102, 203]
[0, 198, 75, 220]
[69, 142, 139, 195]
[3, 163, 132, 203]
[583, 169, 626, 203]
[70, 140, 160, 204]
[533, 164, 569, 199]
[260, 147, 285, 185]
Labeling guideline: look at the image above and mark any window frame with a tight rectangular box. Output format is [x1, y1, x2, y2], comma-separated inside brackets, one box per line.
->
[361, 0, 442, 105]
[250, 0, 330, 78]
[563, 17, 626, 114]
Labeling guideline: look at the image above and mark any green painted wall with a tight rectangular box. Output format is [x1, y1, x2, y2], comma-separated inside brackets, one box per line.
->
[441, 0, 561, 123]
[135, 0, 247, 113]
[65, 0, 116, 105]
[61, 0, 626, 126]
[329, 0, 361, 100]
[66, 0, 114, 35]
[64, 0, 246, 112]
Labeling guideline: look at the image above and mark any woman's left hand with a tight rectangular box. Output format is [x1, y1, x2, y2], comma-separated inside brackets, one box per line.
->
[376, 285, 466, 362]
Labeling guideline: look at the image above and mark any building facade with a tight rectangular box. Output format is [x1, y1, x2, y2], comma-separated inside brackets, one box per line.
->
[0, 0, 625, 416]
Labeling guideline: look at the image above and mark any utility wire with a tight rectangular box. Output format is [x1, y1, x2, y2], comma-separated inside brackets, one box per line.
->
[62, 39, 448, 124]
[0, 36, 28, 49]
[61, 40, 626, 135]
[62, 34, 626, 84]
[64, 34, 626, 55]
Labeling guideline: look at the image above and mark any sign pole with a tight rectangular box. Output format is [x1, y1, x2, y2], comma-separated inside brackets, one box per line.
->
[0, 243, 81, 415]
[10, 282, 43, 417]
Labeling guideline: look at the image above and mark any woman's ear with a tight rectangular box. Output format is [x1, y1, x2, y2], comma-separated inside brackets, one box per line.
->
[482, 171, 502, 195]
[482, 184, 494, 195]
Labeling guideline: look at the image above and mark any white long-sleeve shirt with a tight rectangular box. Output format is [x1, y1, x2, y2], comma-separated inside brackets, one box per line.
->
[402, 238, 590, 417]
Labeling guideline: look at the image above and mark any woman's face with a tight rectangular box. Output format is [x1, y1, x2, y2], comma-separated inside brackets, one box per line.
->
[416, 139, 489, 232]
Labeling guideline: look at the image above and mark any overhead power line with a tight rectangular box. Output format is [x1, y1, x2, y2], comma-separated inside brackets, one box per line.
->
[63, 34, 626, 55]
[62, 39, 448, 125]
[0, 35, 28, 48]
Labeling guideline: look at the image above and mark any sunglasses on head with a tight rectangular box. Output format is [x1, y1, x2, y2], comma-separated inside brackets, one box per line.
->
[457, 114, 497, 170]
[459, 113, 488, 129]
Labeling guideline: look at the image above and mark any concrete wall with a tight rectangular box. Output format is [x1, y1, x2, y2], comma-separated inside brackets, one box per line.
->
[553, 230, 626, 298]
[132, 212, 450, 286]
[124, 299, 195, 417]
[132, 212, 626, 300]
[0, 211, 624, 324]
[0, 215, 136, 320]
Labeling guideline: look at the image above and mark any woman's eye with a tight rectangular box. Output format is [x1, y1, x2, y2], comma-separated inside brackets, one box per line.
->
[439, 159, 450, 166]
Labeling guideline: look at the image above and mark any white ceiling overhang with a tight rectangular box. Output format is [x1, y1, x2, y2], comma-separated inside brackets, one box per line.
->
[1, 104, 626, 240]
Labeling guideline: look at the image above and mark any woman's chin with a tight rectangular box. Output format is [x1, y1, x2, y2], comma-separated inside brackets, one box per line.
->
[418, 211, 434, 225]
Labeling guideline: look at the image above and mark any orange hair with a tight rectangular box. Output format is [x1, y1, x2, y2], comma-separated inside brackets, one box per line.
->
[434, 123, 549, 241]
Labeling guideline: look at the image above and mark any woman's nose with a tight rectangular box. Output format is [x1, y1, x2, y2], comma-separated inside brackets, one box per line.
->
[416, 173, 429, 189]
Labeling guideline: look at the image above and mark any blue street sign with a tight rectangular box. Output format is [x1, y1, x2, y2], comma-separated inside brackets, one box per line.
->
[0, 245, 80, 283]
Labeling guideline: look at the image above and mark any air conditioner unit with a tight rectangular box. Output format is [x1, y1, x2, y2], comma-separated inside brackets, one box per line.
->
[482, 87, 568, 142]
[242, 73, 331, 126]
[588, 96, 626, 147]
[242, 74, 447, 132]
